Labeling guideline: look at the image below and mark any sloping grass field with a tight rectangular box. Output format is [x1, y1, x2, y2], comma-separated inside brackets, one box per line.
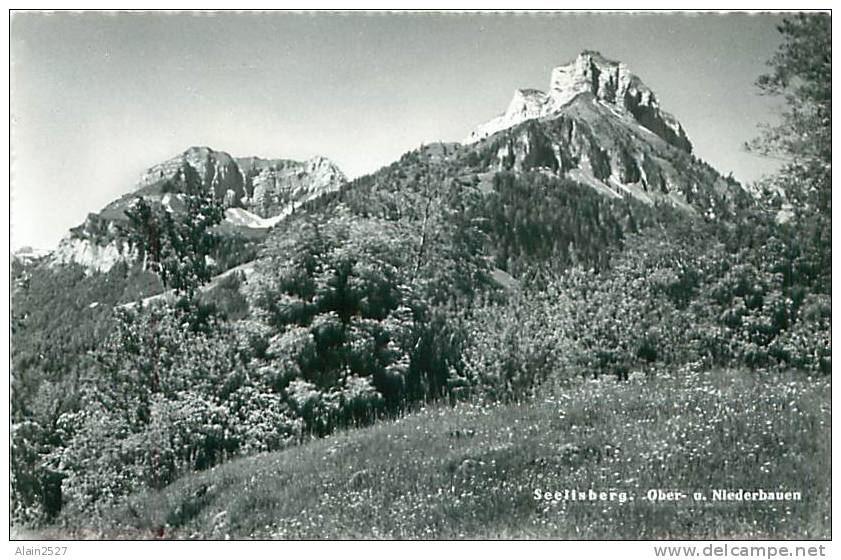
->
[51, 367, 830, 540]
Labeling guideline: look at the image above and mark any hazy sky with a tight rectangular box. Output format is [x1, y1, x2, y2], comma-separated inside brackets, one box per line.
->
[11, 11, 788, 250]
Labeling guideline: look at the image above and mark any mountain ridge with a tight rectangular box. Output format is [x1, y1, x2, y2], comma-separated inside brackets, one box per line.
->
[48, 147, 347, 272]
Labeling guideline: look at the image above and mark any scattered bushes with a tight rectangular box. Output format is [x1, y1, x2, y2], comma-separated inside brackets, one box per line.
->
[459, 221, 831, 396]
[459, 291, 572, 400]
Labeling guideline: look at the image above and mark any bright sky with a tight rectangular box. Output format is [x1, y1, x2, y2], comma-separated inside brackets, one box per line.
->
[11, 12, 787, 250]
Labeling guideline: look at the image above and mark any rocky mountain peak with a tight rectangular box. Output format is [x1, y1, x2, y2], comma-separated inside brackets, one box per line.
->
[460, 51, 748, 217]
[466, 50, 692, 153]
[51, 147, 347, 272]
[548, 51, 635, 109]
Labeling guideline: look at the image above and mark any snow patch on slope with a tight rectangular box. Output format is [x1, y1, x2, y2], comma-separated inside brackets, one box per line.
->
[224, 207, 287, 229]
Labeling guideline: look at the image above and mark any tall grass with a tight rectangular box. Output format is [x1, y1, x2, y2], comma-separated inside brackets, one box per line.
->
[53, 366, 829, 539]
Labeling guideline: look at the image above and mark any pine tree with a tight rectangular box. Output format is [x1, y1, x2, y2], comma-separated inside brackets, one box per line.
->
[122, 165, 224, 297]
[747, 13, 831, 292]
[748, 13, 830, 214]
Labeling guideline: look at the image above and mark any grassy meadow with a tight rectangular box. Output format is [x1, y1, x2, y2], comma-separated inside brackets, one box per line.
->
[44, 366, 830, 540]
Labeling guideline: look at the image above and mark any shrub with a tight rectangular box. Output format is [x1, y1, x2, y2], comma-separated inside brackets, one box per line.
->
[226, 384, 304, 454]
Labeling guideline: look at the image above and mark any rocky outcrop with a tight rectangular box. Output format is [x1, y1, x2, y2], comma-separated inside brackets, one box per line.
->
[469, 89, 548, 144]
[466, 51, 692, 153]
[138, 146, 247, 203]
[135, 147, 346, 216]
[238, 155, 346, 218]
[52, 237, 134, 273]
[52, 147, 346, 273]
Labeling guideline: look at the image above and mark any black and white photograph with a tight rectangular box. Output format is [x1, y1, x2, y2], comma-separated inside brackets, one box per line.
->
[7, 8, 832, 548]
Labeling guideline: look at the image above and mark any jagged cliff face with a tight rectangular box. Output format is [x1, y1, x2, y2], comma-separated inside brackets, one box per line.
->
[53, 236, 135, 273]
[135, 147, 346, 213]
[138, 146, 246, 204]
[463, 51, 746, 215]
[238, 155, 346, 218]
[467, 51, 692, 153]
[52, 147, 346, 272]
